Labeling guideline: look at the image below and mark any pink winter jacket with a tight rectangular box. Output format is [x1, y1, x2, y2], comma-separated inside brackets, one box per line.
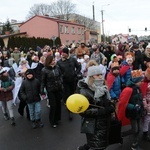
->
[143, 82, 150, 115]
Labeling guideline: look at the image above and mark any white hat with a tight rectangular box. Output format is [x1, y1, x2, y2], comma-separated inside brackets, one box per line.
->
[87, 66, 102, 76]
[0, 67, 10, 75]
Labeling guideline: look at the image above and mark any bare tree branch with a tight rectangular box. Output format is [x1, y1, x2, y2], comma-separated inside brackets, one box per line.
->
[26, 0, 76, 21]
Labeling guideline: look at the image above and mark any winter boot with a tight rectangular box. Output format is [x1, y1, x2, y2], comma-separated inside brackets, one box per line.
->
[31, 120, 37, 129]
[4, 113, 9, 120]
[36, 119, 44, 128]
[77, 144, 90, 150]
[131, 142, 143, 150]
[143, 132, 150, 142]
[10, 117, 16, 126]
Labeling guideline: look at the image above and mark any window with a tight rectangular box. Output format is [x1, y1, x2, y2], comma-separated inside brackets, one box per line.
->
[65, 26, 69, 34]
[59, 25, 63, 33]
[71, 27, 75, 34]
[81, 28, 84, 35]
[78, 28, 81, 34]
[66, 40, 69, 45]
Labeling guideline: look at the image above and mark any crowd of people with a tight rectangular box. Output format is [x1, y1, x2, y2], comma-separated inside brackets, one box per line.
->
[0, 40, 150, 150]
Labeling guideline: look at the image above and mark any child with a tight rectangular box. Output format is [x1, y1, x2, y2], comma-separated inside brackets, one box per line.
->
[106, 62, 121, 103]
[120, 53, 134, 89]
[19, 69, 43, 129]
[0, 68, 15, 125]
[140, 68, 150, 141]
[117, 70, 144, 150]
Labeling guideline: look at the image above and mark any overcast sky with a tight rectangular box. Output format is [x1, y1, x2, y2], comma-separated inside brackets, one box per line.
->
[0, 0, 150, 36]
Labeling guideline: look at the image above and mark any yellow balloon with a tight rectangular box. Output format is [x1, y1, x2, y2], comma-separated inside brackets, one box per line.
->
[66, 94, 89, 113]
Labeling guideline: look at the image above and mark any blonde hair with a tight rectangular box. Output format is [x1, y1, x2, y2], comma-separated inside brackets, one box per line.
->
[87, 76, 94, 86]
[87, 60, 98, 68]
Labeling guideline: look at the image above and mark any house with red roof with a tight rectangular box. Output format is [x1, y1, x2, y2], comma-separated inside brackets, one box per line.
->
[19, 15, 85, 45]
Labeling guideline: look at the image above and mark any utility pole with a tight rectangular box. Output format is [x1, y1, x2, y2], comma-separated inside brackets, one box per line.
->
[92, 2, 95, 21]
[101, 4, 110, 42]
[101, 10, 104, 41]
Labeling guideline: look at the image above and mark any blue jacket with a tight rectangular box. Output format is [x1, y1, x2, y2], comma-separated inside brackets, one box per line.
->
[120, 61, 132, 85]
[110, 75, 121, 100]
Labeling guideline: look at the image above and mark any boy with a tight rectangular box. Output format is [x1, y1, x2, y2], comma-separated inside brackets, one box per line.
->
[19, 69, 43, 129]
[117, 70, 144, 150]
[0, 68, 15, 125]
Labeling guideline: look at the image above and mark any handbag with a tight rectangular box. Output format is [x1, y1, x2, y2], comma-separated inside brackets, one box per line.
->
[108, 112, 123, 145]
[80, 117, 96, 134]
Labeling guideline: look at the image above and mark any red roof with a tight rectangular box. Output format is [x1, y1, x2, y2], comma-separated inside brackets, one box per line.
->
[19, 15, 85, 27]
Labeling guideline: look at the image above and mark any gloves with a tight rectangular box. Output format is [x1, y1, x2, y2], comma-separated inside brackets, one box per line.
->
[127, 103, 135, 110]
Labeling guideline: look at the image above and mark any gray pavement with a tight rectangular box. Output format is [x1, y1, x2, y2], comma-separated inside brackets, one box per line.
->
[0, 100, 149, 150]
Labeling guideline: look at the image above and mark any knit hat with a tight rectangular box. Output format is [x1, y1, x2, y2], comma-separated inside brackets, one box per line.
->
[131, 70, 143, 83]
[110, 54, 117, 61]
[87, 66, 102, 77]
[25, 69, 34, 76]
[62, 48, 69, 54]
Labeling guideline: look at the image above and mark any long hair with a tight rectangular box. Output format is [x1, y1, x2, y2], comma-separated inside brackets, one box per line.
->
[44, 55, 54, 67]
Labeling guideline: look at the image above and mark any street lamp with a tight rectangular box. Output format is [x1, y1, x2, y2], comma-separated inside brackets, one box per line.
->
[101, 4, 110, 42]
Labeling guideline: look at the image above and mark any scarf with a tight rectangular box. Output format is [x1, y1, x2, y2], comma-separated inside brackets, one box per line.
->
[85, 77, 111, 101]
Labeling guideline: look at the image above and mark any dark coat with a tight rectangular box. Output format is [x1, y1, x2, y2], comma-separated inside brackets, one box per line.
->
[57, 57, 81, 83]
[132, 50, 143, 70]
[77, 80, 114, 149]
[125, 81, 144, 120]
[141, 53, 150, 71]
[33, 62, 44, 82]
[0, 77, 14, 101]
[19, 77, 41, 104]
[40, 65, 63, 94]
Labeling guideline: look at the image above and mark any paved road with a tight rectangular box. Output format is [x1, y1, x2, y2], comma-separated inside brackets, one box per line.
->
[0, 100, 149, 150]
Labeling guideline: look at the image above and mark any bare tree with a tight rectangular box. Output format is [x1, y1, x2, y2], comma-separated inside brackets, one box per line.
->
[26, 3, 51, 19]
[26, 0, 76, 20]
[73, 14, 97, 30]
[50, 0, 76, 20]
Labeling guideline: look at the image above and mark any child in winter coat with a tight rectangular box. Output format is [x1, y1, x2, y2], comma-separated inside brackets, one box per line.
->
[140, 68, 150, 141]
[106, 62, 121, 102]
[19, 69, 43, 129]
[117, 69, 144, 150]
[120, 53, 134, 89]
[0, 68, 15, 125]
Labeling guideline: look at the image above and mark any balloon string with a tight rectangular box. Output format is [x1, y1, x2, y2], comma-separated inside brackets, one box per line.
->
[90, 104, 104, 109]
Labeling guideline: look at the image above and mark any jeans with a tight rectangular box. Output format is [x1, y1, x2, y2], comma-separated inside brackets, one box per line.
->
[1, 100, 14, 118]
[27, 102, 41, 121]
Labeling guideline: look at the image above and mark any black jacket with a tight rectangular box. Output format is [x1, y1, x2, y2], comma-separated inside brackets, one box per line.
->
[33, 62, 44, 82]
[57, 57, 81, 83]
[40, 65, 63, 94]
[19, 77, 41, 104]
[77, 80, 114, 149]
